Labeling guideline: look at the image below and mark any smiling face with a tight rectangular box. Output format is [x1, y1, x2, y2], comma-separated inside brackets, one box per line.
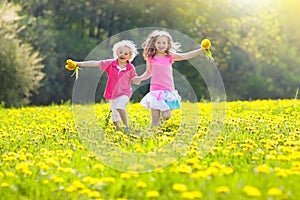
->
[154, 36, 170, 55]
[116, 46, 132, 65]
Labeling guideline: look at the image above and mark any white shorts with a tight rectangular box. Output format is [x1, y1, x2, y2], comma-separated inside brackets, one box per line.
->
[109, 95, 129, 122]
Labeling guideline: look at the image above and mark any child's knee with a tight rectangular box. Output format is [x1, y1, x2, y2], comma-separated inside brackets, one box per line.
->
[162, 110, 171, 120]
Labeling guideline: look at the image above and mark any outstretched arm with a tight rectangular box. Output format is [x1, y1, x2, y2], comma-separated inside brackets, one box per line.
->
[172, 48, 205, 61]
[138, 60, 152, 81]
[75, 60, 100, 67]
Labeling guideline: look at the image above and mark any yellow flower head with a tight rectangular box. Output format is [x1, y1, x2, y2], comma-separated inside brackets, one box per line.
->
[242, 185, 261, 197]
[65, 59, 80, 79]
[172, 183, 188, 192]
[200, 39, 214, 62]
[146, 190, 160, 198]
[65, 59, 78, 71]
[267, 187, 283, 197]
[201, 39, 211, 50]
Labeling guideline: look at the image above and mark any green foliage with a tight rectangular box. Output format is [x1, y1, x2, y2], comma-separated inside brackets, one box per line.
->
[0, 1, 44, 107]
[3, 0, 300, 105]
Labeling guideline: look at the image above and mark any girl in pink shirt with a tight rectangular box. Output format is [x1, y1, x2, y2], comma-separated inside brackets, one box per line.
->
[74, 40, 139, 131]
[138, 30, 205, 126]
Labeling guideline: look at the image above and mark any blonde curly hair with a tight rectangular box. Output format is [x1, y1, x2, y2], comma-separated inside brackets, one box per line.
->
[112, 40, 139, 62]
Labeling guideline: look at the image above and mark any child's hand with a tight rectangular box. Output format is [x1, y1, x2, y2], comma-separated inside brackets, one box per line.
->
[65, 59, 80, 79]
[201, 39, 214, 62]
[65, 59, 78, 70]
[131, 76, 141, 85]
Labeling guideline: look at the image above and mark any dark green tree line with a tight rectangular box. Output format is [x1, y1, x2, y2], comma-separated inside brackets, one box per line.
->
[1, 0, 299, 107]
[0, 1, 44, 107]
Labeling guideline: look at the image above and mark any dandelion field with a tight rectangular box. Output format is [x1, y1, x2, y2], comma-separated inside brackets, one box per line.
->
[0, 99, 300, 200]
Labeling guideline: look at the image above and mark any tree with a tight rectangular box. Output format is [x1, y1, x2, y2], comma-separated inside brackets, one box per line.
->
[0, 1, 44, 107]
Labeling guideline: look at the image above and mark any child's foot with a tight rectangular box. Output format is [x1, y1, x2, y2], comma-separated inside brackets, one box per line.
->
[124, 127, 130, 134]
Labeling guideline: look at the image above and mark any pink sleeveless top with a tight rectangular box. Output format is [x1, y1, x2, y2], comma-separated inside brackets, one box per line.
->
[148, 55, 174, 91]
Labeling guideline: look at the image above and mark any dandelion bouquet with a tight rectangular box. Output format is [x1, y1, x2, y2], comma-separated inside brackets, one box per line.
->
[201, 39, 214, 62]
[65, 59, 80, 79]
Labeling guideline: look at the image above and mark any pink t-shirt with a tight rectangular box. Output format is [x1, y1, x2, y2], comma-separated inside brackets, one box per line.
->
[99, 59, 137, 100]
[148, 55, 174, 91]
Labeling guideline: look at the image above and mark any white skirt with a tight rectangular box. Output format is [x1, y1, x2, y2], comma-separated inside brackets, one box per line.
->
[140, 90, 181, 111]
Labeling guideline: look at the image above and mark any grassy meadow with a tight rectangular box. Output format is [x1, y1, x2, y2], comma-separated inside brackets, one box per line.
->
[0, 99, 300, 199]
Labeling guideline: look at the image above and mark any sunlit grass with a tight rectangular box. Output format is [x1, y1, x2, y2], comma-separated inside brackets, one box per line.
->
[0, 99, 299, 199]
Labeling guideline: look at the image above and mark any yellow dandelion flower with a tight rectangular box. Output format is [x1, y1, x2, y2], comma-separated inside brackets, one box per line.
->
[120, 173, 131, 179]
[242, 185, 261, 197]
[201, 39, 211, 50]
[200, 39, 214, 61]
[23, 169, 32, 176]
[291, 161, 300, 171]
[275, 169, 288, 178]
[18, 154, 27, 161]
[87, 190, 101, 198]
[277, 155, 290, 161]
[63, 167, 75, 173]
[72, 180, 86, 189]
[255, 164, 270, 174]
[65, 59, 80, 79]
[216, 186, 230, 194]
[1, 182, 9, 187]
[82, 176, 93, 184]
[100, 177, 115, 183]
[146, 190, 160, 198]
[205, 166, 219, 176]
[190, 171, 208, 179]
[190, 191, 203, 198]
[181, 191, 203, 199]
[186, 157, 200, 165]
[52, 175, 65, 183]
[267, 187, 283, 197]
[60, 158, 70, 164]
[180, 192, 195, 199]
[79, 188, 92, 195]
[210, 162, 221, 168]
[65, 185, 77, 193]
[220, 166, 234, 175]
[93, 163, 105, 171]
[266, 154, 276, 160]
[176, 164, 193, 174]
[46, 158, 58, 167]
[233, 152, 243, 157]
[172, 183, 188, 192]
[5, 172, 15, 177]
[136, 181, 148, 189]
[154, 168, 164, 173]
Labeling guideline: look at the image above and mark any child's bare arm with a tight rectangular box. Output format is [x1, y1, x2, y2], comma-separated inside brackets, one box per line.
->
[75, 60, 100, 67]
[131, 76, 141, 85]
[138, 60, 152, 81]
[172, 48, 205, 61]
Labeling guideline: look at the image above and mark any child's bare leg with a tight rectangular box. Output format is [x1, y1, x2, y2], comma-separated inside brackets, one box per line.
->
[117, 109, 129, 128]
[162, 109, 172, 120]
[113, 121, 121, 130]
[151, 109, 161, 126]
